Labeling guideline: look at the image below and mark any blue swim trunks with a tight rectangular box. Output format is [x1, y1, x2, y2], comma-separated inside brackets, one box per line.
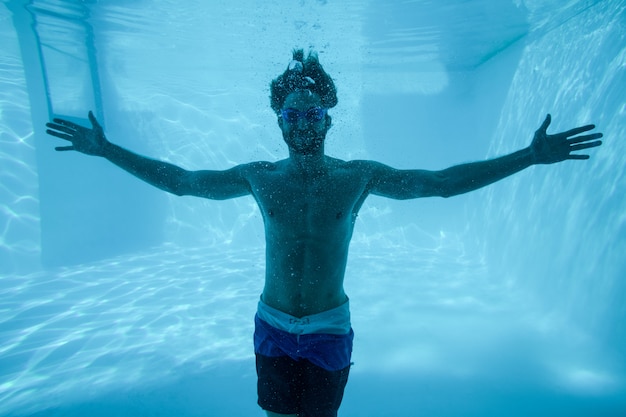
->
[254, 299, 354, 416]
[253, 299, 354, 371]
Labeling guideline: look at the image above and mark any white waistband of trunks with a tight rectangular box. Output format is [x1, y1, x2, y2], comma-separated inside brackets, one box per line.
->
[257, 298, 351, 335]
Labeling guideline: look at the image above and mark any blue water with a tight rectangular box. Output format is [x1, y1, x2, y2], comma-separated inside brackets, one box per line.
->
[1, 1, 625, 416]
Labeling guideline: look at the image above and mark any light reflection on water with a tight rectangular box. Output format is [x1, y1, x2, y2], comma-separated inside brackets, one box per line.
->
[0, 45, 41, 274]
[1, 240, 623, 416]
[0, 244, 264, 415]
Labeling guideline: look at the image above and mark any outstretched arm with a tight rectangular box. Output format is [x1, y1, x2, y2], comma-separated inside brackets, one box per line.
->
[370, 114, 603, 199]
[46, 111, 251, 199]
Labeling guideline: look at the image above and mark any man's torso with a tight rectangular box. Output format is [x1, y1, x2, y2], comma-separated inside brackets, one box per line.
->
[244, 157, 373, 317]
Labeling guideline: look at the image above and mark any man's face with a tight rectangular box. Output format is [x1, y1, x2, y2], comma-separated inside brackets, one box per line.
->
[279, 90, 330, 155]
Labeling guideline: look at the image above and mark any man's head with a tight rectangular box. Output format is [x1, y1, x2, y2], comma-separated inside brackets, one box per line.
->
[270, 49, 337, 114]
[271, 50, 337, 155]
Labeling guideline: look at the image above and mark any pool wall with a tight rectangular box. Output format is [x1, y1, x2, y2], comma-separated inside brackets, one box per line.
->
[470, 0, 625, 348]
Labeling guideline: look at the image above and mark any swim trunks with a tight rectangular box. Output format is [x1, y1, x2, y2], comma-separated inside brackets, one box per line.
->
[256, 298, 352, 335]
[254, 299, 354, 416]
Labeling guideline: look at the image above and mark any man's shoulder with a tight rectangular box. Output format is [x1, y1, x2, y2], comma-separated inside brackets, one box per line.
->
[325, 159, 392, 187]
[338, 158, 387, 173]
[234, 160, 284, 182]
[238, 160, 281, 172]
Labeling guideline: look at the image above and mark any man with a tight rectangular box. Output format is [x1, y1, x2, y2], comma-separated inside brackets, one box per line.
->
[46, 49, 602, 417]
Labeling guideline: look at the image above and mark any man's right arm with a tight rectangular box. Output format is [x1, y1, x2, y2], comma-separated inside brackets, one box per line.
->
[46, 111, 251, 199]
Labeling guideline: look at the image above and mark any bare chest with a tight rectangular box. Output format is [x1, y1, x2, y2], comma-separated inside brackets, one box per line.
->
[250, 169, 368, 230]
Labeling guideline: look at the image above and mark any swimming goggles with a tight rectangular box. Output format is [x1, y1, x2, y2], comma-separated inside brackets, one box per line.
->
[280, 107, 327, 124]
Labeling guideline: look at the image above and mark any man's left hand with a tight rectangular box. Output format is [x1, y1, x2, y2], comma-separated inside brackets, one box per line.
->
[530, 114, 603, 164]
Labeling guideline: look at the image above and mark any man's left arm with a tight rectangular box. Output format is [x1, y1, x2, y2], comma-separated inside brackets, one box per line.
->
[369, 114, 603, 199]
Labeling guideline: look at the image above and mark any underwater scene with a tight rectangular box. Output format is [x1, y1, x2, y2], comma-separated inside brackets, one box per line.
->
[1, 0, 625, 416]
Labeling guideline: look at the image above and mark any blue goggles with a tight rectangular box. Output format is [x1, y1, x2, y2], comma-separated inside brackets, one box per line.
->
[280, 107, 327, 124]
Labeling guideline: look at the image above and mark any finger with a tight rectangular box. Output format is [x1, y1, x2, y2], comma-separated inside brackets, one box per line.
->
[51, 118, 79, 129]
[88, 110, 101, 129]
[55, 146, 75, 151]
[46, 129, 73, 140]
[569, 133, 603, 144]
[46, 123, 76, 135]
[567, 154, 590, 160]
[570, 140, 602, 151]
[539, 114, 551, 132]
[559, 124, 596, 137]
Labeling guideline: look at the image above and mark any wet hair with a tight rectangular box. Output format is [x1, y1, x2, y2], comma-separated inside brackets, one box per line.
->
[270, 49, 337, 114]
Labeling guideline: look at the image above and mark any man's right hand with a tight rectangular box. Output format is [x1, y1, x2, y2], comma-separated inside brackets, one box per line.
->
[529, 114, 602, 165]
[46, 111, 109, 156]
